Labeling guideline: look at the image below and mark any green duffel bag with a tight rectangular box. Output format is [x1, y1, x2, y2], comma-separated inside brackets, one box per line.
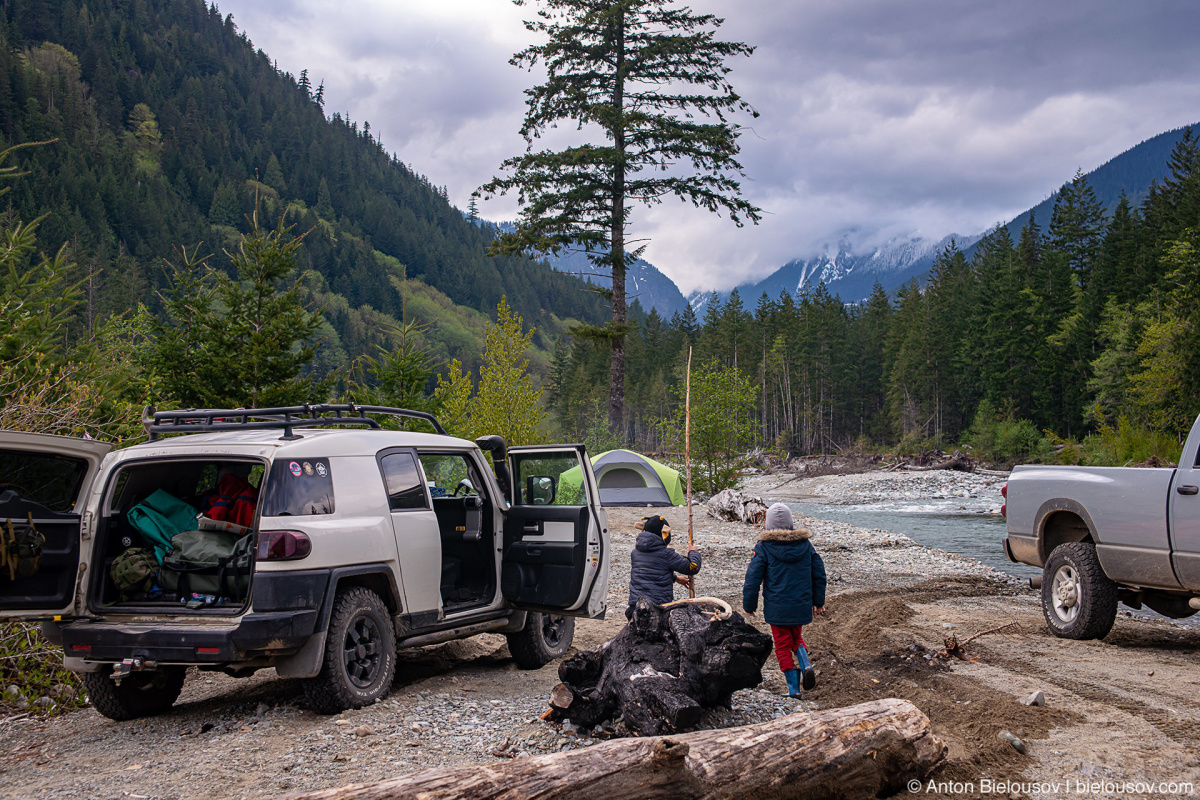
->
[159, 529, 253, 602]
[110, 547, 157, 599]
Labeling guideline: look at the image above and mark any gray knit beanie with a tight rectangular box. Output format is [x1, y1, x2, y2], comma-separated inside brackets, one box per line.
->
[764, 503, 794, 531]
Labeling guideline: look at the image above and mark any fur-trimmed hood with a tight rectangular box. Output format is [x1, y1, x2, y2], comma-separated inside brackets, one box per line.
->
[757, 528, 813, 543]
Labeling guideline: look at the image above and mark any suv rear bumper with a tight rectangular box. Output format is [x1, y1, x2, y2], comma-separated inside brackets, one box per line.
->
[46, 568, 332, 665]
[49, 609, 320, 664]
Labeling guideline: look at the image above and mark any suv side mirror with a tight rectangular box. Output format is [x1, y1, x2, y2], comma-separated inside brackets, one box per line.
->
[526, 475, 556, 505]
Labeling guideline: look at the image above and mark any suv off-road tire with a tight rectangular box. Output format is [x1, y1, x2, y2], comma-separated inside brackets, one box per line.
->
[305, 587, 397, 714]
[1041, 542, 1118, 640]
[81, 665, 186, 721]
[506, 612, 574, 669]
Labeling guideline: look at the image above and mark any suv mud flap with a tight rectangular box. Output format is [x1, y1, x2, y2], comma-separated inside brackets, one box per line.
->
[275, 565, 404, 678]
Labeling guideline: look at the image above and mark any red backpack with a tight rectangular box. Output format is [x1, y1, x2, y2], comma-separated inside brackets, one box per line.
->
[204, 474, 259, 529]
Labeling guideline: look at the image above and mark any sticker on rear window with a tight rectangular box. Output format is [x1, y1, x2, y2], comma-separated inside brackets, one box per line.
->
[264, 458, 334, 516]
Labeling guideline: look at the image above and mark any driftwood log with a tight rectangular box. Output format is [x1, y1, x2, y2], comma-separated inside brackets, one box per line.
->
[277, 698, 947, 800]
[550, 597, 773, 735]
[705, 488, 768, 524]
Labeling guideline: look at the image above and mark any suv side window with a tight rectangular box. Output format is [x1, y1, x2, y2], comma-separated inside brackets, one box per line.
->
[262, 458, 335, 516]
[511, 453, 586, 506]
[380, 451, 428, 511]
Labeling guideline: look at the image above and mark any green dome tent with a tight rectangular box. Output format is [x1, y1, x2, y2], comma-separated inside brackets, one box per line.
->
[560, 450, 686, 507]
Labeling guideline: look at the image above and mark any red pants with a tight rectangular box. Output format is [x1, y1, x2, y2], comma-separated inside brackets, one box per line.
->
[770, 624, 806, 671]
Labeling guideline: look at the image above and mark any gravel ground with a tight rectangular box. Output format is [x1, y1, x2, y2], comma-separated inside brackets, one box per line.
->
[5, 470, 1200, 799]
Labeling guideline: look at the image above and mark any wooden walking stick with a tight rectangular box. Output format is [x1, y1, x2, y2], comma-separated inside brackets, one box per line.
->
[685, 346, 696, 599]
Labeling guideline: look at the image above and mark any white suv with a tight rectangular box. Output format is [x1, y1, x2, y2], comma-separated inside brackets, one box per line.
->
[0, 405, 609, 719]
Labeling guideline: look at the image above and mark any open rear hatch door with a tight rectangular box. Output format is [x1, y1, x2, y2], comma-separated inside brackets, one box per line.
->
[503, 445, 610, 618]
[0, 432, 111, 617]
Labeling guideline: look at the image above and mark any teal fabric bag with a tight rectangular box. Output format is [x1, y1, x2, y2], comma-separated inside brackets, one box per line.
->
[127, 490, 199, 563]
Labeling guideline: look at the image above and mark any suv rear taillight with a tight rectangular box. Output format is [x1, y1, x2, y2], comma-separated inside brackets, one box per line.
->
[1000, 484, 1007, 518]
[257, 530, 312, 561]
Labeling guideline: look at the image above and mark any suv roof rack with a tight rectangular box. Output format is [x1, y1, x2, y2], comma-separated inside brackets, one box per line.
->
[142, 404, 447, 441]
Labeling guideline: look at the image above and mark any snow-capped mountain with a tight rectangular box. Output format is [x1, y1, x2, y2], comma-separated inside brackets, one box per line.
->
[688, 231, 980, 313]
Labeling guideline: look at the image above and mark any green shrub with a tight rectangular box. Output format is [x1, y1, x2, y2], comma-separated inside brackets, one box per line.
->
[962, 400, 1053, 465]
[0, 622, 85, 716]
[1077, 416, 1183, 466]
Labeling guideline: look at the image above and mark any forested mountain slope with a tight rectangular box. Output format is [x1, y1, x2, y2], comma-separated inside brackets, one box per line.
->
[0, 0, 604, 374]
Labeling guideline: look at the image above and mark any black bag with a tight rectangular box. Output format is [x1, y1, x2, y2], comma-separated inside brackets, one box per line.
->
[2, 514, 44, 580]
[158, 530, 253, 601]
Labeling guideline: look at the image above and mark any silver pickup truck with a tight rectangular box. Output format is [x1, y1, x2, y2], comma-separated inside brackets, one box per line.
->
[1003, 415, 1200, 639]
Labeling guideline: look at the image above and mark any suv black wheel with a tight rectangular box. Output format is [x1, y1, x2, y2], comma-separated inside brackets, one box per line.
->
[1041, 542, 1119, 640]
[81, 665, 186, 721]
[305, 587, 397, 714]
[506, 612, 574, 669]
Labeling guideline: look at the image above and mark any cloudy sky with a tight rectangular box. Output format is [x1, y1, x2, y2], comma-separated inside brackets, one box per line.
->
[217, 0, 1200, 294]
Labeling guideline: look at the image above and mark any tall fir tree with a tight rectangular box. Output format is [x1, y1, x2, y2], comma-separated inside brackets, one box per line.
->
[480, 0, 760, 436]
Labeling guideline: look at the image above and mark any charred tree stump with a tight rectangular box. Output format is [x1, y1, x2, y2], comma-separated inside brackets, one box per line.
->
[551, 597, 773, 736]
[277, 698, 947, 800]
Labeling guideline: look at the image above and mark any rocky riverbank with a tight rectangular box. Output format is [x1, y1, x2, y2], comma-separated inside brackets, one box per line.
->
[743, 467, 1009, 508]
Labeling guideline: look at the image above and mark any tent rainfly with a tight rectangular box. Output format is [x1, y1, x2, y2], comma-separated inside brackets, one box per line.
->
[560, 450, 686, 507]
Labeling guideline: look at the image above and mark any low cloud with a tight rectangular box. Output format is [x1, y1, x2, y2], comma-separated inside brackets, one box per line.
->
[218, 0, 1200, 294]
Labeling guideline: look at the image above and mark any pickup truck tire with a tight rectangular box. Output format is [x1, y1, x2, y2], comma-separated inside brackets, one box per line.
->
[81, 665, 186, 721]
[506, 612, 574, 669]
[1041, 542, 1118, 640]
[304, 587, 397, 714]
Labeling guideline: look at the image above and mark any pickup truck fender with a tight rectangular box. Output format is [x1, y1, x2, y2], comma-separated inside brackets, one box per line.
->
[1032, 498, 1099, 564]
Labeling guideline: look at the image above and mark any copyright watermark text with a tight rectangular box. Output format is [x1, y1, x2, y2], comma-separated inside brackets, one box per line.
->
[908, 778, 1195, 795]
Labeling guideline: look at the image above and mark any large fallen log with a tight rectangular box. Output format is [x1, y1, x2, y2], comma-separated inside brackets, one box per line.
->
[551, 597, 774, 735]
[277, 698, 947, 800]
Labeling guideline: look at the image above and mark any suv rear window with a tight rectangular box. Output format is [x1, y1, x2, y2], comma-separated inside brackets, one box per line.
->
[262, 458, 334, 516]
[0, 450, 89, 513]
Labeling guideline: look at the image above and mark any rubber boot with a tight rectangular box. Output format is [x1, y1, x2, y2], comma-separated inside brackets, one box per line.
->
[783, 668, 802, 697]
[796, 646, 816, 690]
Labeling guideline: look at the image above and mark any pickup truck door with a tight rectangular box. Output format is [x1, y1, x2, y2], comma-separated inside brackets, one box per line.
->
[0, 432, 112, 617]
[502, 445, 610, 618]
[1169, 417, 1200, 590]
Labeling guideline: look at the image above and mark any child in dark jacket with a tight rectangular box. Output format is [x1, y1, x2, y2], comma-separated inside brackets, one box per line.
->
[626, 515, 702, 618]
[742, 503, 827, 697]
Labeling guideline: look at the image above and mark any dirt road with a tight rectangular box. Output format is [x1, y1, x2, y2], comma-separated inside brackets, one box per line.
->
[3, 479, 1200, 799]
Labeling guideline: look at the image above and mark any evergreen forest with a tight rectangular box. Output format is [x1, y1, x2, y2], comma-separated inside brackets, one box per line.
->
[551, 131, 1200, 466]
[2, 0, 1200, 471]
[0, 0, 605, 383]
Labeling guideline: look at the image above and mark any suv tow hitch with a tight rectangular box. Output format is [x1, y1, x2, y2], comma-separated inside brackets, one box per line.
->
[112, 658, 157, 682]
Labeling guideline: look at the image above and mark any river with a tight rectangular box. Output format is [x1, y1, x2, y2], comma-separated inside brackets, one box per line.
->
[788, 496, 1038, 578]
[788, 493, 1200, 627]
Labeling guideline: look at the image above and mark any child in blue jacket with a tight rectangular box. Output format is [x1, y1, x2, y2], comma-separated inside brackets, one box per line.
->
[627, 515, 702, 618]
[742, 503, 827, 697]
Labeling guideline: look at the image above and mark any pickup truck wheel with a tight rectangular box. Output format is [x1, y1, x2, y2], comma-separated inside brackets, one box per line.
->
[506, 612, 574, 669]
[1041, 542, 1118, 640]
[81, 665, 186, 721]
[304, 587, 397, 714]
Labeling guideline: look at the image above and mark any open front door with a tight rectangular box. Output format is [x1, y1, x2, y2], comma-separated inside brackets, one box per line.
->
[0, 432, 111, 617]
[503, 445, 609, 618]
